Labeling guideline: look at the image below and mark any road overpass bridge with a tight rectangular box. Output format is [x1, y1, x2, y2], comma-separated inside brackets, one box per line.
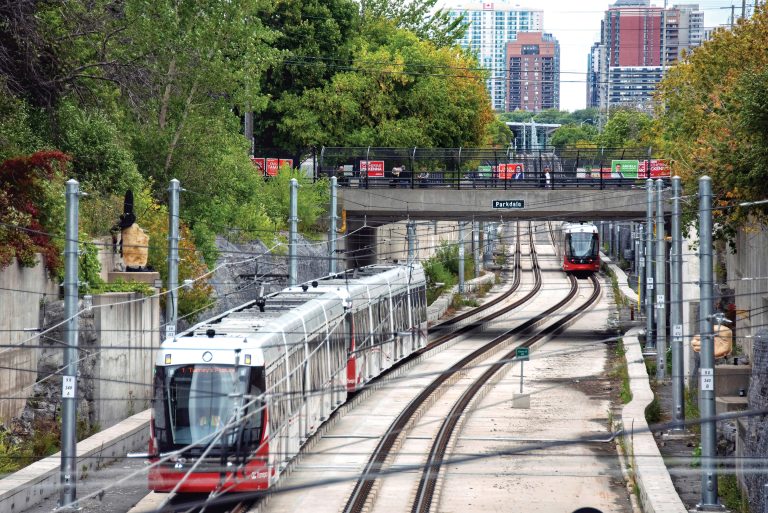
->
[340, 186, 648, 223]
[339, 183, 653, 267]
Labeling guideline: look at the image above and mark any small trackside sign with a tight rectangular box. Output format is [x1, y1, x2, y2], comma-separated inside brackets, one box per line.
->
[516, 347, 530, 361]
[493, 199, 524, 209]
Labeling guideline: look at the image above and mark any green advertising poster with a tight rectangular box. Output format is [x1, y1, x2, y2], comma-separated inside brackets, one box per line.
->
[477, 165, 492, 178]
[611, 160, 639, 178]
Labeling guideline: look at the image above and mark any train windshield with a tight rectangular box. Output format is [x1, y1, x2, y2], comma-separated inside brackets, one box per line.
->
[153, 365, 264, 454]
[566, 233, 598, 258]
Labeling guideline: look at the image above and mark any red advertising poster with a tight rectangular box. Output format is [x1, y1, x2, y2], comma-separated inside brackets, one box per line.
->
[510, 163, 524, 179]
[496, 163, 508, 179]
[360, 160, 385, 177]
[639, 159, 671, 178]
[265, 158, 279, 176]
[250, 157, 265, 173]
[278, 158, 293, 170]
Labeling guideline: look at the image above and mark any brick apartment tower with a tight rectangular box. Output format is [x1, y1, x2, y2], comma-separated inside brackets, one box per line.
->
[505, 32, 560, 112]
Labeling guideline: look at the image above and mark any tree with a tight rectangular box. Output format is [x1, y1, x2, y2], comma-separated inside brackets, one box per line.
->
[655, 4, 768, 242]
[598, 109, 653, 148]
[276, 19, 493, 148]
[359, 0, 466, 47]
[252, 0, 360, 152]
[549, 124, 598, 149]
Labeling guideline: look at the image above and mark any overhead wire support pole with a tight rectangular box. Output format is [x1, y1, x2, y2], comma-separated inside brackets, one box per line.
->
[329, 176, 338, 274]
[289, 178, 299, 286]
[670, 176, 685, 429]
[407, 220, 415, 265]
[645, 179, 656, 351]
[655, 178, 667, 380]
[697, 175, 723, 510]
[458, 221, 465, 294]
[59, 179, 80, 509]
[166, 179, 180, 339]
[473, 220, 480, 278]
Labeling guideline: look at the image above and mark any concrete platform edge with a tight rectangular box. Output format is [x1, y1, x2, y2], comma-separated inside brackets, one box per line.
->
[622, 327, 688, 513]
[601, 253, 639, 307]
[0, 409, 151, 513]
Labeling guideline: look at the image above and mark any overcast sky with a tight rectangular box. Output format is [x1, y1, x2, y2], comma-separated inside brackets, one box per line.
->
[541, 0, 735, 111]
[438, 0, 738, 111]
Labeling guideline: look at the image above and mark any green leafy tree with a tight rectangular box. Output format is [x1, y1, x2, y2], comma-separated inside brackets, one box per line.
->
[277, 19, 493, 148]
[360, 0, 466, 47]
[655, 4, 768, 243]
[598, 109, 654, 148]
[253, 0, 360, 152]
[550, 124, 598, 149]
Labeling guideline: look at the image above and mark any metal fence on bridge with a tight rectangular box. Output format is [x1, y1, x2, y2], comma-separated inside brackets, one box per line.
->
[319, 147, 670, 189]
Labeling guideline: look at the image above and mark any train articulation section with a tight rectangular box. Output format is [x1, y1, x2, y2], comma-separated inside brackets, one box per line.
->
[147, 264, 427, 493]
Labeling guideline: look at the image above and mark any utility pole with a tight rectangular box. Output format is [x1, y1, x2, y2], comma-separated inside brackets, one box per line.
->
[698, 176, 721, 510]
[670, 176, 685, 429]
[458, 221, 466, 293]
[655, 179, 667, 380]
[638, 223, 645, 307]
[328, 177, 338, 274]
[742, 0, 747, 19]
[645, 179, 656, 351]
[473, 221, 481, 278]
[731, 4, 735, 28]
[59, 179, 80, 509]
[166, 179, 180, 339]
[407, 220, 415, 264]
[289, 178, 298, 286]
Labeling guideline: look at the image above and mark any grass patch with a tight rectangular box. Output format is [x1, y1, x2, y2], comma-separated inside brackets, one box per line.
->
[718, 471, 748, 512]
[611, 337, 632, 404]
[451, 293, 479, 309]
[685, 386, 701, 435]
[645, 395, 662, 423]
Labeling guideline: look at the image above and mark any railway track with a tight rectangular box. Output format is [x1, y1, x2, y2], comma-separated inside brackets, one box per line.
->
[341, 221, 548, 513]
[411, 272, 602, 513]
[169, 223, 535, 513]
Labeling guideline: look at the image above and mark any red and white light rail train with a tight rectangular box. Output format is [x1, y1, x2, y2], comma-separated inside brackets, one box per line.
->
[144, 265, 427, 493]
[561, 222, 600, 276]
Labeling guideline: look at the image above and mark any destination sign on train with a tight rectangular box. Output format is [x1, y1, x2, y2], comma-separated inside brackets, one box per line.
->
[492, 199, 525, 209]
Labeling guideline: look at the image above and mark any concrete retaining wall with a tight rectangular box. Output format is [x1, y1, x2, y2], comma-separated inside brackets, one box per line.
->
[0, 410, 150, 513]
[621, 328, 688, 513]
[427, 272, 496, 324]
[92, 293, 160, 429]
[376, 221, 460, 264]
[0, 257, 58, 423]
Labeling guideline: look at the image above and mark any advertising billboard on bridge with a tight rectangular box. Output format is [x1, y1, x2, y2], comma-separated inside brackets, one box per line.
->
[278, 158, 293, 170]
[639, 159, 671, 178]
[360, 160, 385, 177]
[611, 160, 640, 178]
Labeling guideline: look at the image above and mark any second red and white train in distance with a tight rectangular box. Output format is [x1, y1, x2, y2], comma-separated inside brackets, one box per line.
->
[561, 222, 600, 276]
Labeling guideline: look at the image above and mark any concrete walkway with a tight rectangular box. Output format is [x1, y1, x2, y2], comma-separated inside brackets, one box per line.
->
[601, 255, 689, 512]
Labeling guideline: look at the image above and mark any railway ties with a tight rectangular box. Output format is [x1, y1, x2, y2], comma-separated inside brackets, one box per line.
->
[341, 222, 552, 513]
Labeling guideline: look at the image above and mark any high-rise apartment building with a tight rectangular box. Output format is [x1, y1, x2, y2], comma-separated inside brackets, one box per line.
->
[506, 32, 560, 112]
[447, 1, 544, 111]
[587, 1, 704, 111]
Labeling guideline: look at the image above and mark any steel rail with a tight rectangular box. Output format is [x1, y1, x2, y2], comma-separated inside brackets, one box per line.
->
[341, 222, 545, 513]
[411, 272, 602, 513]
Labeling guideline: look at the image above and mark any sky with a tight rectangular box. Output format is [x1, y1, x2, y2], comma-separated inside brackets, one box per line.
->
[439, 0, 739, 112]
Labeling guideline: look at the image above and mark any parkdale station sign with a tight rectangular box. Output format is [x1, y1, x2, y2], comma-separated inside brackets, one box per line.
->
[492, 199, 524, 209]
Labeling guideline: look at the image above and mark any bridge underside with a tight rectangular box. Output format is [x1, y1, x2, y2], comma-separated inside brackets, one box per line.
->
[341, 188, 647, 224]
